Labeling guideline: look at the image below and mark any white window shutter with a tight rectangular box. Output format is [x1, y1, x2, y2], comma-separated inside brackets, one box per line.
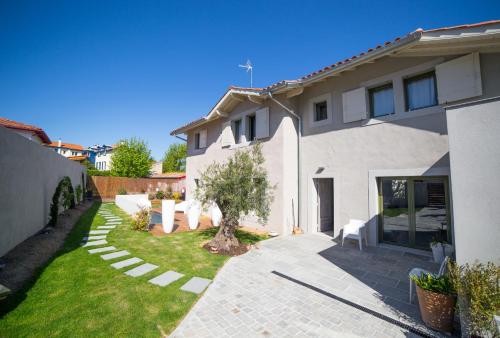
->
[436, 53, 482, 104]
[221, 122, 233, 147]
[255, 107, 270, 139]
[199, 129, 207, 148]
[342, 87, 367, 123]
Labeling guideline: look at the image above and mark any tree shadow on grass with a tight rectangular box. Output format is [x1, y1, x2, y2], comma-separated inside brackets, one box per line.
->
[0, 202, 100, 318]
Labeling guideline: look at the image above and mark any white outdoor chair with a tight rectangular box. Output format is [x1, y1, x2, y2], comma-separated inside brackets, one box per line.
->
[341, 219, 368, 251]
[210, 202, 222, 227]
[187, 200, 201, 230]
[408, 256, 450, 303]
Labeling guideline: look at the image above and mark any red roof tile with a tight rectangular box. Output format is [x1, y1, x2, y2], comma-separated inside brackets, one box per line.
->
[48, 141, 84, 151]
[0, 117, 51, 143]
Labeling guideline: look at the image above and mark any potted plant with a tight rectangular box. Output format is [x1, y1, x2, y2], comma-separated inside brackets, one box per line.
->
[448, 261, 500, 337]
[411, 272, 456, 333]
[430, 238, 454, 263]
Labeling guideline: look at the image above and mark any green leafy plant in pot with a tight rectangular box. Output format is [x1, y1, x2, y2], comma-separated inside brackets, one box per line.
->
[411, 272, 456, 333]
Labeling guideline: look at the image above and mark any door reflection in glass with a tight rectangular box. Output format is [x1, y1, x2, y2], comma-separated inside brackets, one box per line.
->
[382, 179, 409, 245]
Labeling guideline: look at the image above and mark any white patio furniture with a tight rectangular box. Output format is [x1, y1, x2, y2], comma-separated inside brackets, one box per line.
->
[210, 202, 222, 227]
[408, 256, 450, 303]
[187, 201, 201, 230]
[162, 200, 176, 234]
[341, 219, 368, 251]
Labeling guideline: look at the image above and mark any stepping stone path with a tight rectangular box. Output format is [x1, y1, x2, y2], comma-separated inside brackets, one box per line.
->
[111, 257, 143, 269]
[125, 263, 158, 277]
[85, 205, 212, 294]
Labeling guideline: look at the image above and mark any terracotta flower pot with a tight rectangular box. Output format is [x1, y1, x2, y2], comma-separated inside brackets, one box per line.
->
[416, 285, 456, 333]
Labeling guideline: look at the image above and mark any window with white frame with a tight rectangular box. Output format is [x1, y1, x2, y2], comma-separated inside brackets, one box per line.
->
[314, 101, 328, 122]
[247, 114, 256, 142]
[404, 71, 438, 111]
[369, 83, 395, 117]
[232, 119, 242, 144]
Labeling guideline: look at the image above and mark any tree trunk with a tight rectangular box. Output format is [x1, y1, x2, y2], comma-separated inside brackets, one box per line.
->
[208, 219, 240, 252]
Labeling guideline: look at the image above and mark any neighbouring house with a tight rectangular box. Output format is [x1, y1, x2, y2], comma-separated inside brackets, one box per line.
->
[171, 20, 500, 265]
[151, 161, 163, 175]
[47, 140, 86, 158]
[0, 117, 51, 144]
[87, 144, 114, 170]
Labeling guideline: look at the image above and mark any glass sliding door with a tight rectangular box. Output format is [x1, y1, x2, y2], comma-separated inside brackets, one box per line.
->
[378, 176, 451, 250]
[381, 179, 410, 245]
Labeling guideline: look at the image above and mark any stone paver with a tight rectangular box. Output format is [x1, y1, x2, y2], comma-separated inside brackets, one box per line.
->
[98, 226, 116, 229]
[170, 234, 443, 338]
[83, 235, 107, 241]
[89, 230, 110, 235]
[82, 239, 107, 247]
[149, 271, 184, 287]
[105, 221, 121, 224]
[111, 257, 143, 269]
[180, 277, 212, 294]
[101, 250, 129, 260]
[88, 246, 117, 254]
[124, 263, 158, 277]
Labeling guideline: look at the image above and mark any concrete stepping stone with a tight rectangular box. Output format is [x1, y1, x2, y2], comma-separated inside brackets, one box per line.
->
[105, 218, 121, 221]
[83, 235, 107, 241]
[89, 230, 110, 235]
[105, 221, 121, 224]
[180, 277, 212, 294]
[124, 263, 158, 277]
[82, 239, 107, 247]
[111, 257, 143, 269]
[101, 250, 129, 260]
[88, 246, 117, 254]
[98, 225, 116, 229]
[149, 271, 184, 287]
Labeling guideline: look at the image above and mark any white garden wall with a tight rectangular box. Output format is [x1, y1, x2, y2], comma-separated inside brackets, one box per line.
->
[115, 194, 151, 215]
[0, 126, 86, 257]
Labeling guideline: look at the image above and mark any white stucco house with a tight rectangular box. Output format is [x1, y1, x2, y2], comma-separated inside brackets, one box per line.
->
[88, 144, 114, 171]
[171, 21, 500, 265]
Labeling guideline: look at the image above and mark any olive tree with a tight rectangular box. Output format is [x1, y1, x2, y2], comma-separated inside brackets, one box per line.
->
[196, 143, 274, 252]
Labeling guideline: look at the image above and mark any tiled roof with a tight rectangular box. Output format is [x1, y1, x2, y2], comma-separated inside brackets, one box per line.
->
[68, 155, 88, 161]
[0, 117, 51, 143]
[171, 20, 500, 135]
[48, 141, 84, 151]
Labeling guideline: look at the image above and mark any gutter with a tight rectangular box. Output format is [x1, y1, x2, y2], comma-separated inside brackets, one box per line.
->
[267, 92, 302, 232]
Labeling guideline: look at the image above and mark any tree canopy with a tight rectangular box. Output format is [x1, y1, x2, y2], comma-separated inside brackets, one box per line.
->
[162, 143, 186, 173]
[196, 143, 274, 252]
[110, 138, 153, 178]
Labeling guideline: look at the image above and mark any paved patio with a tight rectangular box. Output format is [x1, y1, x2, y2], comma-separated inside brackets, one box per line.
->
[170, 233, 447, 338]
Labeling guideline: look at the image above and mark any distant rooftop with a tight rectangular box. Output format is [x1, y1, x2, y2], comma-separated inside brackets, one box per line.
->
[0, 117, 51, 143]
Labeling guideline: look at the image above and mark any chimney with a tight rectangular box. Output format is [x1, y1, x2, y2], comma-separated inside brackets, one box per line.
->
[58, 138, 62, 147]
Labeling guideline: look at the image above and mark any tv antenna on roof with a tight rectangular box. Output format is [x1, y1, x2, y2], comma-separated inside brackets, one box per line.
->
[238, 59, 253, 88]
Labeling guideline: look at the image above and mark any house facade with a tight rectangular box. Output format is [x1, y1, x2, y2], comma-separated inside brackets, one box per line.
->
[171, 21, 500, 263]
[88, 144, 114, 170]
[48, 140, 86, 158]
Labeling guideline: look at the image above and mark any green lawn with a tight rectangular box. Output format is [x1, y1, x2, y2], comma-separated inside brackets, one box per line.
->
[0, 202, 266, 337]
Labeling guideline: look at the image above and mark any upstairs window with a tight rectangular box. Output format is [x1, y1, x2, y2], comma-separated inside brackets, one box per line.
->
[314, 101, 328, 121]
[369, 83, 394, 117]
[247, 115, 256, 142]
[194, 132, 201, 149]
[232, 119, 242, 144]
[404, 71, 438, 111]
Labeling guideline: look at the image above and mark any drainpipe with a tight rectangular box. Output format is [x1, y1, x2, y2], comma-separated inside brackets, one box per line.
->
[267, 92, 302, 231]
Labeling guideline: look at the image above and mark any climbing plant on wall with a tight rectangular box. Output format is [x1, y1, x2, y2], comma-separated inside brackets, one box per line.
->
[48, 176, 75, 226]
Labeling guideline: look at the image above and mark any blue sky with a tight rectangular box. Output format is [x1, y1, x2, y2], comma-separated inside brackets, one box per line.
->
[1, 0, 499, 160]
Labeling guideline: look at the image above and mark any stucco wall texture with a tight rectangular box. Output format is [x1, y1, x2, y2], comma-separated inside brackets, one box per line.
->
[447, 98, 500, 265]
[0, 126, 86, 257]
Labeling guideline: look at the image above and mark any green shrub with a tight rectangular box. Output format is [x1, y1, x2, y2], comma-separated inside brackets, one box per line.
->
[410, 273, 454, 295]
[131, 208, 150, 231]
[156, 190, 165, 200]
[75, 184, 83, 204]
[48, 176, 75, 226]
[87, 169, 113, 177]
[449, 261, 500, 336]
[117, 187, 127, 195]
